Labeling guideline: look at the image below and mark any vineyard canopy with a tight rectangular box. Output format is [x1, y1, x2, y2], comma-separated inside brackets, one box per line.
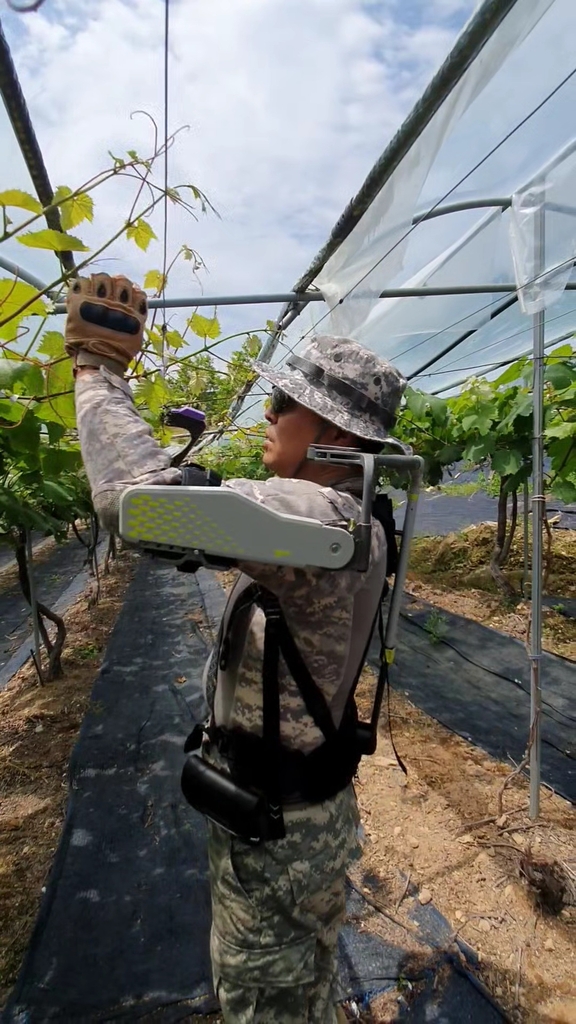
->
[243, 0, 576, 407]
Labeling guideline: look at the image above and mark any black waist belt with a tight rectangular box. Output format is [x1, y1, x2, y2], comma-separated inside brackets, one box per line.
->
[211, 702, 362, 805]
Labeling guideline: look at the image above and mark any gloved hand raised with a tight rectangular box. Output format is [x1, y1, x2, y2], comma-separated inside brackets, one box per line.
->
[65, 273, 148, 375]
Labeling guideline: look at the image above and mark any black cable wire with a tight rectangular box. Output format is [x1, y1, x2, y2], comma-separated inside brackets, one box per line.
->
[394, 294, 505, 364]
[413, 308, 576, 382]
[408, 257, 576, 380]
[298, 63, 576, 345]
[273, 253, 576, 386]
[400, 610, 576, 728]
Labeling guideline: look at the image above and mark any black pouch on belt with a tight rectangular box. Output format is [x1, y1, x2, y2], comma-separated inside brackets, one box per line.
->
[180, 751, 278, 845]
[179, 679, 284, 847]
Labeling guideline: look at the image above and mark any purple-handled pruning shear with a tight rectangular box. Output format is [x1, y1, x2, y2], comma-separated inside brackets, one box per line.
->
[164, 406, 206, 466]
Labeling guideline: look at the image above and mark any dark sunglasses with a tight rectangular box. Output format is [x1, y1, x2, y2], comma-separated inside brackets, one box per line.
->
[269, 387, 296, 416]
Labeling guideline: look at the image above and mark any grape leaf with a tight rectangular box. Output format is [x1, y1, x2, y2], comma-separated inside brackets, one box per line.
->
[462, 412, 493, 435]
[37, 330, 66, 358]
[404, 388, 427, 419]
[188, 312, 220, 340]
[544, 362, 575, 390]
[0, 358, 41, 391]
[0, 398, 24, 423]
[144, 269, 166, 292]
[550, 478, 576, 503]
[462, 440, 494, 463]
[493, 358, 528, 387]
[126, 219, 157, 252]
[545, 420, 576, 440]
[17, 229, 89, 252]
[166, 329, 185, 350]
[41, 358, 75, 428]
[428, 396, 449, 426]
[491, 449, 522, 476]
[246, 334, 262, 358]
[42, 447, 82, 476]
[45, 421, 66, 444]
[43, 479, 75, 508]
[0, 189, 42, 214]
[0, 279, 46, 337]
[53, 185, 94, 230]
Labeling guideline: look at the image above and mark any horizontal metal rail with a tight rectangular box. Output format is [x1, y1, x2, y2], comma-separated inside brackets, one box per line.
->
[0, 253, 50, 292]
[47, 281, 576, 314]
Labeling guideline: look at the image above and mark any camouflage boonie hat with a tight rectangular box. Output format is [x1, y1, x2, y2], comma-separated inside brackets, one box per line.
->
[253, 335, 407, 443]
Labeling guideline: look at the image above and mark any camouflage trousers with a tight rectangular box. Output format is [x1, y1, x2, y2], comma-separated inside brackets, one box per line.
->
[207, 784, 361, 1024]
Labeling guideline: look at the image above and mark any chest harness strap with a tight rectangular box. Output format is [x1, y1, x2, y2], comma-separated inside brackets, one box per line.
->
[181, 573, 400, 844]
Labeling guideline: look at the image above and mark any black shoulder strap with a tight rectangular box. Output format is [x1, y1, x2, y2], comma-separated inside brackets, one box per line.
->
[253, 587, 338, 743]
[276, 615, 338, 742]
[258, 589, 285, 838]
[221, 579, 402, 771]
[222, 581, 337, 743]
[372, 493, 398, 577]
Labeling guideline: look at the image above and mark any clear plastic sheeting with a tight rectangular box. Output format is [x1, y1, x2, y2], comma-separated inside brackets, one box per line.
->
[356, 210, 507, 371]
[314, 0, 554, 339]
[246, 0, 576, 400]
[412, 286, 576, 394]
[510, 148, 576, 314]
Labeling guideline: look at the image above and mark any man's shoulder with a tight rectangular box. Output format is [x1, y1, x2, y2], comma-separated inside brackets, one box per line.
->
[224, 476, 360, 523]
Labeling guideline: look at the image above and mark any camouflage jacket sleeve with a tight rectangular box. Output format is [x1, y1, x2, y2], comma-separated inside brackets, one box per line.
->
[75, 367, 181, 533]
[224, 476, 368, 598]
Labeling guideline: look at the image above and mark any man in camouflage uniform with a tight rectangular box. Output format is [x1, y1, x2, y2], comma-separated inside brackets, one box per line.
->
[66, 273, 407, 1023]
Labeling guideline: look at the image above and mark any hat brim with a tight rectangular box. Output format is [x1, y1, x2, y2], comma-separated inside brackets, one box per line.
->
[253, 359, 400, 445]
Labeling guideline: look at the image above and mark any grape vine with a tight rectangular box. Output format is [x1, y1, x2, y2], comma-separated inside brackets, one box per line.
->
[0, 127, 271, 677]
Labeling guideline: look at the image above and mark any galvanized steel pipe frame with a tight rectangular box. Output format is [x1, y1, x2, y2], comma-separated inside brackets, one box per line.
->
[0, 20, 75, 274]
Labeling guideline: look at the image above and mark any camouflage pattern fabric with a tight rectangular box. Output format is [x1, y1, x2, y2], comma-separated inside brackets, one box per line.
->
[254, 334, 407, 443]
[208, 784, 360, 1024]
[75, 366, 181, 534]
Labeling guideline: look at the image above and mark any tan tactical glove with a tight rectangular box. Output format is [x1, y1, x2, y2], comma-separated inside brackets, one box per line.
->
[65, 273, 148, 376]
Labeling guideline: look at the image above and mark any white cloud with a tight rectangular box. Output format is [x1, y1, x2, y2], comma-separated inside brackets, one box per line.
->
[0, 0, 476, 344]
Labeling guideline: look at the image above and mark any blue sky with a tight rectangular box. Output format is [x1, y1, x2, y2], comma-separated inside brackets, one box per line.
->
[0, 0, 477, 346]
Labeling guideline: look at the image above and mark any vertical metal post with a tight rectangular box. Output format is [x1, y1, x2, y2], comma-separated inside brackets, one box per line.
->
[529, 194, 546, 820]
[522, 478, 530, 597]
[26, 529, 42, 680]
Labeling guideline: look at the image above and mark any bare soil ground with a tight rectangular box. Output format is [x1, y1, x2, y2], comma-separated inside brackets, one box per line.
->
[348, 525, 576, 1023]
[407, 525, 576, 661]
[0, 548, 138, 1006]
[353, 681, 575, 1024]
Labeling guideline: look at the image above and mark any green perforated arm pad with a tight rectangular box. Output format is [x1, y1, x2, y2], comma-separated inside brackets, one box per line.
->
[119, 484, 356, 570]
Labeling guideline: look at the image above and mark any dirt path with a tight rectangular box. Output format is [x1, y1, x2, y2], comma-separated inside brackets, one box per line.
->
[348, 526, 576, 1022]
[406, 526, 576, 661]
[354, 686, 575, 1023]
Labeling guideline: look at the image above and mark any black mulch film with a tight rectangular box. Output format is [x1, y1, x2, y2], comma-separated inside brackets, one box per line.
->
[4, 561, 513, 1022]
[393, 490, 575, 537]
[375, 595, 575, 804]
[0, 531, 102, 683]
[3, 560, 217, 1022]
